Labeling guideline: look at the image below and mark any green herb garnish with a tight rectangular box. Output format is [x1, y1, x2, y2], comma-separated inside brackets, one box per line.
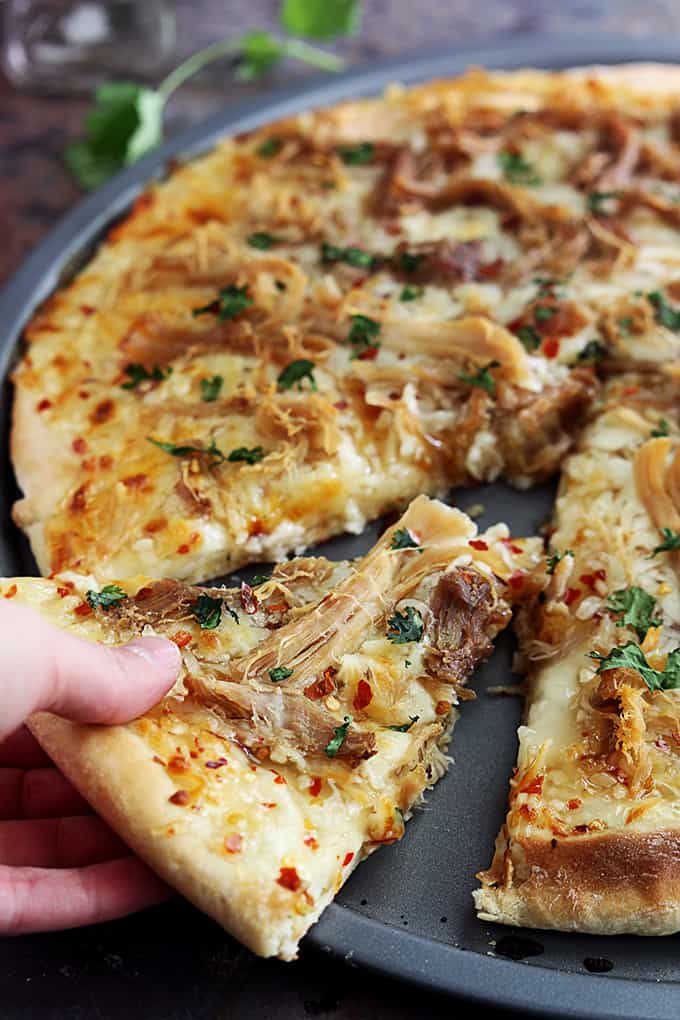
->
[86, 584, 128, 610]
[497, 151, 542, 186]
[227, 446, 265, 464]
[277, 359, 317, 391]
[546, 549, 573, 575]
[398, 251, 424, 274]
[457, 360, 500, 395]
[257, 136, 282, 158]
[148, 437, 225, 466]
[386, 607, 424, 645]
[247, 232, 279, 250]
[648, 290, 680, 332]
[121, 363, 171, 390]
[324, 715, 353, 757]
[388, 716, 420, 732]
[587, 191, 620, 215]
[651, 419, 670, 438]
[618, 316, 633, 337]
[607, 587, 661, 640]
[589, 642, 680, 692]
[190, 594, 223, 630]
[346, 314, 381, 359]
[534, 305, 556, 322]
[400, 285, 424, 302]
[269, 665, 294, 682]
[336, 141, 374, 165]
[577, 339, 608, 363]
[391, 528, 422, 552]
[200, 375, 223, 402]
[320, 241, 379, 270]
[652, 528, 680, 555]
[252, 574, 271, 586]
[192, 284, 253, 321]
[516, 325, 541, 351]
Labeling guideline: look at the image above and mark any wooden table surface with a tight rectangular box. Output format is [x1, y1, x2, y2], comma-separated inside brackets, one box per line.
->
[2, 2, 679, 1017]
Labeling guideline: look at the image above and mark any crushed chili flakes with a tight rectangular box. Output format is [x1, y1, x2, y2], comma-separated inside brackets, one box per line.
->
[304, 835, 319, 850]
[521, 774, 544, 796]
[353, 678, 373, 711]
[273, 774, 287, 785]
[309, 777, 323, 797]
[3, 584, 17, 599]
[36, 398, 52, 412]
[567, 798, 582, 810]
[276, 866, 302, 892]
[469, 539, 488, 551]
[168, 755, 190, 773]
[168, 790, 190, 806]
[579, 570, 606, 588]
[563, 587, 581, 606]
[342, 852, 354, 867]
[502, 538, 523, 554]
[265, 601, 289, 613]
[508, 570, 526, 590]
[74, 602, 92, 617]
[170, 630, 192, 648]
[177, 544, 190, 555]
[262, 802, 277, 809]
[72, 437, 87, 454]
[225, 833, 243, 853]
[542, 337, 560, 359]
[56, 586, 71, 598]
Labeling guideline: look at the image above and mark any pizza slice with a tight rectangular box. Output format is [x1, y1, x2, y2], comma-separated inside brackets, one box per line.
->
[9, 497, 539, 958]
[475, 374, 680, 935]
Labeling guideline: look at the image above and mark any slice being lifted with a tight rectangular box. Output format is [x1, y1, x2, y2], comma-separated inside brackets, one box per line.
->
[17, 497, 539, 958]
[476, 375, 680, 935]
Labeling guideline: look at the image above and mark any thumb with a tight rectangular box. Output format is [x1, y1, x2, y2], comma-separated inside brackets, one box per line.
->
[0, 602, 181, 742]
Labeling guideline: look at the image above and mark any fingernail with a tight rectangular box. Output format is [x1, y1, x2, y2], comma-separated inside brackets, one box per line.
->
[122, 637, 182, 679]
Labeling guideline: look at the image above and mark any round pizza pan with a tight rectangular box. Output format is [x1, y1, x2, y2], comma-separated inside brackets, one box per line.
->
[2, 32, 680, 1020]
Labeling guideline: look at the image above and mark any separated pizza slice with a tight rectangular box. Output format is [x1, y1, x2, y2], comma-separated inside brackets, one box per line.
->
[15, 497, 540, 958]
[475, 374, 680, 935]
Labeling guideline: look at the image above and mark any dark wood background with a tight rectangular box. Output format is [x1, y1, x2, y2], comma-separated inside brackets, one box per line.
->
[1, 2, 678, 1017]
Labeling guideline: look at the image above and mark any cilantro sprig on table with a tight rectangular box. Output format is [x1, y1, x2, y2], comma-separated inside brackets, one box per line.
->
[65, 1, 362, 189]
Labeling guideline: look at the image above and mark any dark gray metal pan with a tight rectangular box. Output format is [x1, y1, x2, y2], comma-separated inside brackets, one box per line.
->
[2, 32, 680, 1020]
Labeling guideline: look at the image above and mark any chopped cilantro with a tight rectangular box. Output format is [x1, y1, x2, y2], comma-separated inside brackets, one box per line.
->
[497, 150, 542, 186]
[534, 305, 556, 322]
[397, 251, 424, 274]
[391, 528, 423, 552]
[269, 665, 293, 682]
[516, 325, 541, 351]
[247, 231, 279, 249]
[387, 606, 424, 645]
[607, 587, 661, 640]
[400, 284, 424, 302]
[346, 314, 381, 359]
[121, 363, 171, 390]
[546, 549, 573, 575]
[617, 316, 633, 337]
[257, 136, 282, 158]
[652, 528, 680, 555]
[251, 573, 271, 586]
[336, 141, 374, 165]
[651, 419, 670, 438]
[200, 375, 223, 402]
[192, 284, 253, 321]
[320, 241, 379, 270]
[577, 339, 607, 363]
[190, 594, 223, 630]
[227, 446, 264, 464]
[589, 641, 680, 692]
[388, 716, 420, 732]
[457, 360, 500, 396]
[148, 437, 225, 466]
[324, 715, 352, 757]
[86, 584, 128, 610]
[648, 290, 680, 332]
[277, 358, 317, 391]
[587, 191, 620, 215]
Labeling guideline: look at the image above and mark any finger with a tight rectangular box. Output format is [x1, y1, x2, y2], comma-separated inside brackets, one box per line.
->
[0, 815, 128, 868]
[0, 768, 90, 820]
[0, 857, 172, 934]
[0, 602, 181, 742]
[0, 728, 52, 768]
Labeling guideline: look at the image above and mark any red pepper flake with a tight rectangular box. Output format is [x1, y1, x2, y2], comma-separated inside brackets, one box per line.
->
[502, 538, 524, 554]
[240, 581, 258, 615]
[177, 544, 190, 555]
[276, 866, 302, 892]
[122, 473, 147, 489]
[74, 602, 92, 617]
[519, 804, 537, 820]
[342, 851, 354, 868]
[567, 798, 582, 810]
[78, 390, 90, 400]
[3, 584, 17, 599]
[508, 570, 525, 590]
[435, 700, 451, 716]
[168, 790, 190, 806]
[357, 346, 379, 361]
[265, 601, 289, 613]
[36, 398, 52, 412]
[334, 400, 349, 410]
[304, 666, 337, 701]
[72, 437, 87, 454]
[205, 758, 228, 769]
[353, 678, 373, 712]
[225, 833, 243, 853]
[262, 802, 277, 809]
[56, 586, 71, 598]
[170, 630, 192, 648]
[469, 539, 488, 551]
[273, 774, 286, 785]
[168, 755, 189, 773]
[542, 337, 560, 359]
[304, 835, 319, 850]
[309, 776, 323, 797]
[522, 774, 544, 796]
[80, 305, 95, 316]
[90, 398, 115, 425]
[622, 385, 639, 396]
[563, 587, 581, 606]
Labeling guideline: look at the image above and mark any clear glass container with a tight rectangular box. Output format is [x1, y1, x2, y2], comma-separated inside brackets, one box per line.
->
[2, 0, 177, 93]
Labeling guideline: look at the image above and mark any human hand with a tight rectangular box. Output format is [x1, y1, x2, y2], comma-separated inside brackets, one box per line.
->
[0, 602, 181, 934]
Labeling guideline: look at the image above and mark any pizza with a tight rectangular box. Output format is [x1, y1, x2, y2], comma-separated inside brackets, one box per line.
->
[475, 373, 680, 934]
[7, 64, 680, 949]
[8, 497, 539, 959]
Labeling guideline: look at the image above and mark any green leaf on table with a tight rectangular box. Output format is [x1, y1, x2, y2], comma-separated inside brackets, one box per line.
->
[281, 0, 361, 40]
